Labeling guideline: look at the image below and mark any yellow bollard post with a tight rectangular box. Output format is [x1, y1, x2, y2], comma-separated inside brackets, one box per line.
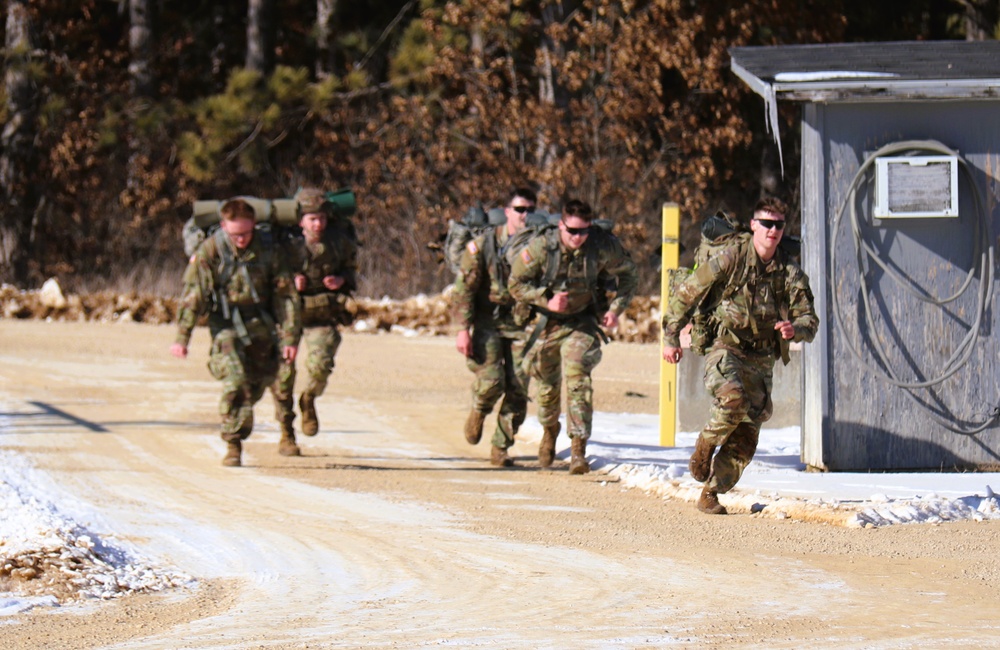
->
[659, 203, 680, 447]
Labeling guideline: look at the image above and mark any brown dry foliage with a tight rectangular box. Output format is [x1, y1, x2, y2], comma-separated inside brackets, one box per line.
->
[2, 0, 844, 297]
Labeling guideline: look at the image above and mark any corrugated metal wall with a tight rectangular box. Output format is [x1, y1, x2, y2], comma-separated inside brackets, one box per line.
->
[802, 100, 1000, 470]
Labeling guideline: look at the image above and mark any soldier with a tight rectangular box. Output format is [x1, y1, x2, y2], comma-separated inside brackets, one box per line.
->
[662, 197, 818, 514]
[508, 199, 638, 474]
[453, 188, 537, 467]
[271, 188, 358, 447]
[170, 198, 301, 467]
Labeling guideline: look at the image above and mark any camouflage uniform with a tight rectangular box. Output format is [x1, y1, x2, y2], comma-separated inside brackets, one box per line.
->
[452, 226, 529, 450]
[175, 229, 301, 443]
[508, 229, 637, 442]
[662, 236, 817, 494]
[271, 197, 359, 433]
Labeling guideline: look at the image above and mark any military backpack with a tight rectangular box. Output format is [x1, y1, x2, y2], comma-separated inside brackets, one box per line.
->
[442, 204, 508, 276]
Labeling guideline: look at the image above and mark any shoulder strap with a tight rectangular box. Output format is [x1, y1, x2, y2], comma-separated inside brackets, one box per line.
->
[583, 228, 607, 287]
[719, 234, 754, 301]
[211, 229, 235, 321]
[541, 227, 561, 289]
[213, 227, 235, 287]
[484, 226, 501, 281]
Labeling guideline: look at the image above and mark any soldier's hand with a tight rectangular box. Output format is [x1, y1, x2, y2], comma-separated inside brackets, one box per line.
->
[294, 274, 307, 292]
[775, 321, 795, 340]
[547, 291, 569, 313]
[602, 310, 619, 329]
[662, 346, 682, 364]
[323, 275, 346, 291]
[282, 345, 298, 363]
[169, 343, 188, 359]
[456, 329, 473, 357]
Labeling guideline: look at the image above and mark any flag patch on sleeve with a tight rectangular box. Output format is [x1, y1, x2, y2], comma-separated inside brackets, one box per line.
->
[466, 240, 479, 255]
[520, 248, 533, 264]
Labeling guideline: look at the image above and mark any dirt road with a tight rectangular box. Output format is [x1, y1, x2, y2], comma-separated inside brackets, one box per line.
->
[2, 319, 999, 649]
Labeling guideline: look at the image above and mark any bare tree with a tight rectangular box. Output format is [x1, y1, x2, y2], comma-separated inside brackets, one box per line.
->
[0, 1, 39, 284]
[126, 0, 154, 193]
[536, 2, 571, 181]
[128, 0, 154, 98]
[316, 0, 338, 79]
[246, 0, 276, 75]
[959, 0, 1000, 40]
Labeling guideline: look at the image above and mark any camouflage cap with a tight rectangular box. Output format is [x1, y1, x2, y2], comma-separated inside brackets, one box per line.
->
[296, 188, 328, 215]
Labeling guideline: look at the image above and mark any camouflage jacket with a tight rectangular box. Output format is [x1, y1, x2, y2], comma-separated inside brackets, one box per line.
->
[175, 229, 301, 348]
[508, 228, 638, 319]
[452, 225, 523, 335]
[662, 237, 818, 353]
[285, 221, 358, 296]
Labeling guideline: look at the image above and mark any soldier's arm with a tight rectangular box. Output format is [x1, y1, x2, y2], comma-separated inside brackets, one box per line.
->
[785, 265, 819, 344]
[174, 249, 213, 347]
[601, 237, 639, 316]
[339, 237, 359, 293]
[507, 238, 549, 309]
[452, 239, 486, 329]
[271, 248, 302, 348]
[661, 248, 734, 347]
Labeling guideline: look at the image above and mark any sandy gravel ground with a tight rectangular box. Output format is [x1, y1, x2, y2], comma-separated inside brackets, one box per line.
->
[1, 319, 1000, 649]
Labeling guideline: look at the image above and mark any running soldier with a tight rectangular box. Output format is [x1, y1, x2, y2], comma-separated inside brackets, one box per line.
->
[661, 197, 818, 514]
[170, 198, 301, 467]
[508, 199, 637, 474]
[272, 188, 358, 447]
[453, 188, 536, 467]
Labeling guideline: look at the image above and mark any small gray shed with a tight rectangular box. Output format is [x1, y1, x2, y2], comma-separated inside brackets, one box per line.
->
[729, 41, 1000, 471]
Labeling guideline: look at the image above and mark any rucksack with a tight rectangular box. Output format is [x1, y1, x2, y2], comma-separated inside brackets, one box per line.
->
[443, 204, 508, 275]
[184, 188, 357, 258]
[672, 210, 799, 355]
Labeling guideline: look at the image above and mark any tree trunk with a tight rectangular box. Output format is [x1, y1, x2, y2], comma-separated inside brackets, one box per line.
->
[316, 0, 337, 79]
[536, 2, 569, 178]
[127, 0, 154, 194]
[962, 0, 999, 40]
[246, 0, 276, 75]
[128, 0, 154, 98]
[0, 1, 39, 284]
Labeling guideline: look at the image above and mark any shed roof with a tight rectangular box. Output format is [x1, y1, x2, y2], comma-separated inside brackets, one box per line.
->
[729, 41, 1000, 171]
[730, 41, 1000, 102]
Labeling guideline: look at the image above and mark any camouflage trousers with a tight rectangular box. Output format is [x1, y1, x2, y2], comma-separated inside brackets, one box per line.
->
[207, 326, 280, 442]
[700, 345, 775, 494]
[522, 321, 603, 441]
[466, 325, 528, 450]
[272, 325, 342, 426]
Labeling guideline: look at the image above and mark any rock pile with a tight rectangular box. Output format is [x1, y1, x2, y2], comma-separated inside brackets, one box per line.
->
[0, 280, 663, 344]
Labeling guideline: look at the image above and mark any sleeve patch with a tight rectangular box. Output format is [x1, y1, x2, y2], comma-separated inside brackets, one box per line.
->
[520, 248, 533, 264]
[466, 240, 479, 255]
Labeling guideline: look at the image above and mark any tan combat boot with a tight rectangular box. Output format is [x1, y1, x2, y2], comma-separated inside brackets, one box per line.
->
[299, 393, 319, 436]
[464, 409, 486, 445]
[568, 436, 590, 475]
[697, 487, 727, 515]
[537, 424, 560, 467]
[222, 440, 242, 467]
[689, 435, 716, 483]
[278, 423, 301, 457]
[490, 445, 514, 467]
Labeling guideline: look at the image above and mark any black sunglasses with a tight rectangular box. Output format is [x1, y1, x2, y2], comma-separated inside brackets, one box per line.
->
[562, 223, 591, 236]
[755, 218, 785, 230]
[510, 205, 536, 214]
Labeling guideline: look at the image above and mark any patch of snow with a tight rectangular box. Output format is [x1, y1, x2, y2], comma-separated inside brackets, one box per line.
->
[775, 71, 901, 82]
